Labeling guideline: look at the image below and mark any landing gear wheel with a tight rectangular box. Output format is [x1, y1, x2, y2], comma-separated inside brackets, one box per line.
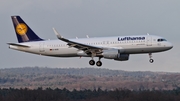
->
[89, 60, 95, 65]
[96, 61, 102, 67]
[149, 59, 154, 63]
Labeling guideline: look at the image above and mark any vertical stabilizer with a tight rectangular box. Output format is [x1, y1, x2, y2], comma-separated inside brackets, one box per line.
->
[11, 16, 43, 43]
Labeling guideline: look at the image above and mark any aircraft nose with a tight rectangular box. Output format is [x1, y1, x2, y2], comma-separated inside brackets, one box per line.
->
[167, 42, 173, 49]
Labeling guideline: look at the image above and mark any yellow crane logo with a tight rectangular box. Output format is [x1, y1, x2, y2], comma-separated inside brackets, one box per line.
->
[16, 23, 28, 35]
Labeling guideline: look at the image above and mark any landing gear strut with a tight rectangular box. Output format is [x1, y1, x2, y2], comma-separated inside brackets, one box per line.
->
[89, 53, 96, 66]
[149, 53, 154, 63]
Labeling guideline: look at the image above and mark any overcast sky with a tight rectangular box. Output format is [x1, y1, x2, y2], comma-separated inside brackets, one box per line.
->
[0, 0, 180, 72]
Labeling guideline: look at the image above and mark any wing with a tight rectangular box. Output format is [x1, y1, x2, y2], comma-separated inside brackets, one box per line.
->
[53, 28, 106, 55]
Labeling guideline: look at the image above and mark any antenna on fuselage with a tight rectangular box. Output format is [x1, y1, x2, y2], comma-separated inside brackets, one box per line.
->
[86, 35, 89, 38]
[76, 37, 78, 39]
[147, 33, 150, 35]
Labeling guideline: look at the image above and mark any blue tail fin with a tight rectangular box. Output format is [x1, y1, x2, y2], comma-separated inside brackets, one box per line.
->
[11, 16, 43, 43]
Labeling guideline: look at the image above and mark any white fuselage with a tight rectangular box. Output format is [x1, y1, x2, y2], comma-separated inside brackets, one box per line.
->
[9, 35, 173, 58]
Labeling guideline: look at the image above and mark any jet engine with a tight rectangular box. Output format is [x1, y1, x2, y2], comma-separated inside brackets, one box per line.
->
[103, 49, 129, 61]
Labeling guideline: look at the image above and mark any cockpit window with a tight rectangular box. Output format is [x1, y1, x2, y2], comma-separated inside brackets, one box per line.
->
[157, 39, 167, 42]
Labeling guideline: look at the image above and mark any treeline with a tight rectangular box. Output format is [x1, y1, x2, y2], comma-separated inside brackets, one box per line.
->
[0, 87, 180, 101]
[0, 67, 160, 77]
[0, 78, 22, 84]
[0, 67, 180, 90]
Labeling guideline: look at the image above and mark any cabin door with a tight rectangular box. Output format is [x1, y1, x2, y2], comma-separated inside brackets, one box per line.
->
[39, 42, 45, 52]
[146, 36, 152, 46]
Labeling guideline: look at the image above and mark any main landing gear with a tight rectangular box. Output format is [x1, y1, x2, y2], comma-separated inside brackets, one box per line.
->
[96, 61, 102, 67]
[89, 57, 102, 67]
[89, 60, 95, 65]
[149, 53, 154, 63]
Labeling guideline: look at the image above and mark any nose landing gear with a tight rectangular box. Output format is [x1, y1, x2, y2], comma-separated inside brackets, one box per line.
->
[149, 53, 154, 63]
[149, 59, 154, 63]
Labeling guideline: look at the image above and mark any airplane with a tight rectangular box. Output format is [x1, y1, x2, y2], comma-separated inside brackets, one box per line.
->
[8, 16, 173, 67]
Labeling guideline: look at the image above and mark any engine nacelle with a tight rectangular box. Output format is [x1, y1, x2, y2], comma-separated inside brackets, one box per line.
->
[103, 49, 129, 61]
[114, 54, 129, 61]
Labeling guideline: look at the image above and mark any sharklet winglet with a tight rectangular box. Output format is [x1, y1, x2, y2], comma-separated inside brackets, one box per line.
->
[53, 28, 63, 39]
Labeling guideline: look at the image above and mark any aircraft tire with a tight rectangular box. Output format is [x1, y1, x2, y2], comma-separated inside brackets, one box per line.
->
[149, 59, 154, 63]
[96, 61, 102, 67]
[89, 60, 95, 65]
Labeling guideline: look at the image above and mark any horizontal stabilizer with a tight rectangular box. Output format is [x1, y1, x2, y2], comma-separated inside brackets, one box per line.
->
[7, 43, 30, 47]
